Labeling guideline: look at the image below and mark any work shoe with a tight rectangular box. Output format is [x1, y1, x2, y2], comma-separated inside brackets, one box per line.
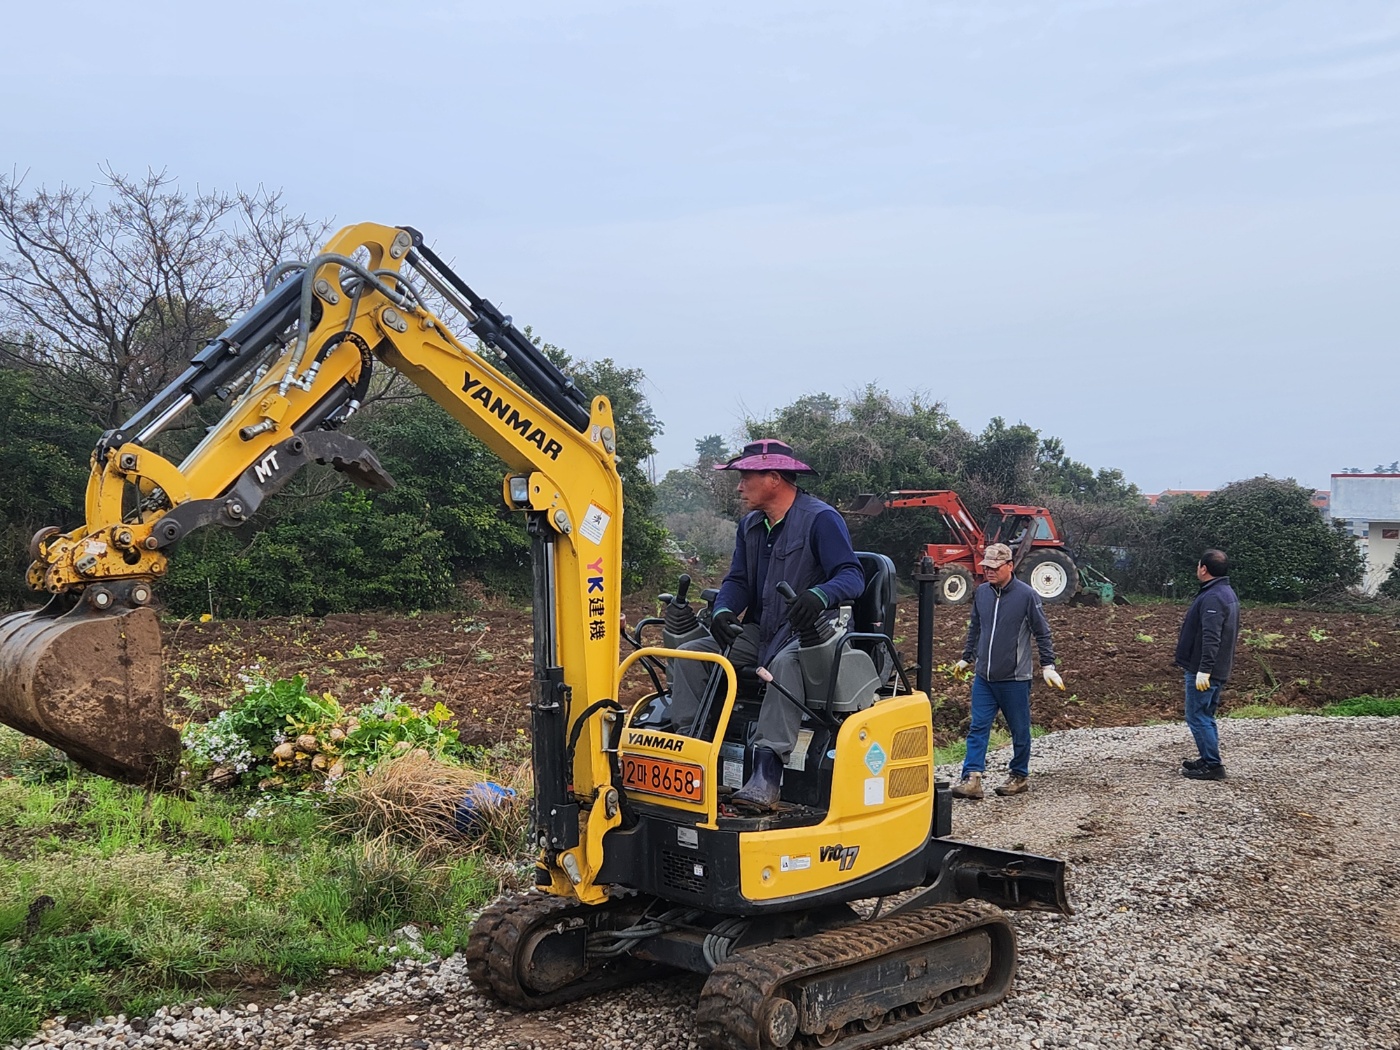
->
[1181, 762, 1226, 781]
[994, 775, 1029, 796]
[732, 747, 783, 808]
[1181, 756, 1207, 771]
[950, 773, 984, 800]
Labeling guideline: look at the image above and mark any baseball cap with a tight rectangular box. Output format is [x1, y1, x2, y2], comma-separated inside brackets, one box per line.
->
[980, 543, 1014, 568]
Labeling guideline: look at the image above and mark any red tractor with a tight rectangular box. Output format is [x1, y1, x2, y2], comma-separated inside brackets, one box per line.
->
[848, 490, 1095, 606]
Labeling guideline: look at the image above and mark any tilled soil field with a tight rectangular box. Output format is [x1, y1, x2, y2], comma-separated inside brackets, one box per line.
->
[163, 596, 1400, 743]
[21, 716, 1400, 1050]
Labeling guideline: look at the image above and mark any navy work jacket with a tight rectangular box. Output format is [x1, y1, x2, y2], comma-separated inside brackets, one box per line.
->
[716, 491, 864, 666]
[1174, 576, 1240, 683]
[961, 577, 1057, 682]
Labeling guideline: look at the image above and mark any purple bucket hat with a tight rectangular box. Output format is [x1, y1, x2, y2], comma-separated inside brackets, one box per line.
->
[713, 439, 815, 474]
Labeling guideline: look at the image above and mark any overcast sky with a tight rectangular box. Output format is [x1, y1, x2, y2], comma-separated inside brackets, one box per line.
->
[5, 0, 1397, 492]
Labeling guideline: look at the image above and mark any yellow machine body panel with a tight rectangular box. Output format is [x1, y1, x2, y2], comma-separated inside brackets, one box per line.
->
[737, 692, 934, 902]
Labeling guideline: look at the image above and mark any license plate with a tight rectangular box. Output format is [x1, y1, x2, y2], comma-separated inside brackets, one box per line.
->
[622, 755, 704, 802]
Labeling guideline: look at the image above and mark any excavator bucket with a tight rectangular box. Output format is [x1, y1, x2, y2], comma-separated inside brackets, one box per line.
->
[0, 601, 179, 784]
[846, 493, 889, 517]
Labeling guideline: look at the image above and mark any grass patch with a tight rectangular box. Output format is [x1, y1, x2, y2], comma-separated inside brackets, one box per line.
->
[1224, 695, 1400, 720]
[1321, 695, 1400, 718]
[0, 725, 528, 1044]
[1227, 703, 1303, 719]
[936, 725, 1047, 767]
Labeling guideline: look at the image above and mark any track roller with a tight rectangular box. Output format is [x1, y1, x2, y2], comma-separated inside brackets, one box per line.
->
[466, 891, 665, 1009]
[696, 899, 1016, 1050]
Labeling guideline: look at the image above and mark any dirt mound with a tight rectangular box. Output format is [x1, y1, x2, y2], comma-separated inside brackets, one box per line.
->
[163, 597, 1400, 744]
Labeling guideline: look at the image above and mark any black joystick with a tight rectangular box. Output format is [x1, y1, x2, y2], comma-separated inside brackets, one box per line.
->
[776, 582, 835, 647]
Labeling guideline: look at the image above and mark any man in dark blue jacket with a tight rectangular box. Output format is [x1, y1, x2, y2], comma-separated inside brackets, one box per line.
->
[668, 439, 865, 808]
[1174, 548, 1239, 781]
[951, 543, 1063, 800]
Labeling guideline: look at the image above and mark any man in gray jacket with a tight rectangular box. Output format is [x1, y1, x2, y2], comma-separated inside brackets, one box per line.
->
[951, 543, 1064, 799]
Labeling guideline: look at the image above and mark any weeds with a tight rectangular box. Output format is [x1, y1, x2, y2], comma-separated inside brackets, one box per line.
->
[1228, 703, 1303, 719]
[0, 724, 526, 1043]
[1321, 695, 1400, 718]
[181, 677, 465, 791]
[1225, 695, 1400, 720]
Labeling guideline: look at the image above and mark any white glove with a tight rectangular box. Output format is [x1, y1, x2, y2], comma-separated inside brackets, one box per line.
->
[953, 659, 970, 675]
[1043, 666, 1064, 690]
[1195, 671, 1211, 692]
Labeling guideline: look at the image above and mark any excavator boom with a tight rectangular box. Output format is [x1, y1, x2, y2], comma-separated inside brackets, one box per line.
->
[0, 224, 625, 843]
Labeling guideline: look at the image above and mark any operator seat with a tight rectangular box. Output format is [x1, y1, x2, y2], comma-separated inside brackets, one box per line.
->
[733, 550, 898, 706]
[847, 551, 898, 686]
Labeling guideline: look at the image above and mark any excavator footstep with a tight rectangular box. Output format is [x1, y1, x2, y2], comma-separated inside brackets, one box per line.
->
[0, 604, 179, 784]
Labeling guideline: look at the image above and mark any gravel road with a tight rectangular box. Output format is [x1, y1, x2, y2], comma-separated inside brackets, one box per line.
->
[17, 716, 1400, 1050]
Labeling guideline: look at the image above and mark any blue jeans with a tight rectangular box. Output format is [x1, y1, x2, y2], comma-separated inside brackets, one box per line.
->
[962, 676, 1033, 779]
[1184, 672, 1223, 766]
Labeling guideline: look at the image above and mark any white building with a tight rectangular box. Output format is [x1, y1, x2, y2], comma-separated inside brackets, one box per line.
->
[1330, 473, 1400, 594]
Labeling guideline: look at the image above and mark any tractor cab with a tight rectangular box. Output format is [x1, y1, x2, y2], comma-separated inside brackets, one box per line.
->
[984, 505, 1061, 555]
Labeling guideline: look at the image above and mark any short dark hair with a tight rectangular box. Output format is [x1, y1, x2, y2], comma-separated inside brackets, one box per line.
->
[1200, 549, 1228, 577]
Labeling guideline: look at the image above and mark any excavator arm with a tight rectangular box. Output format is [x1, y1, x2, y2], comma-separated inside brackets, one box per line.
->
[0, 222, 625, 902]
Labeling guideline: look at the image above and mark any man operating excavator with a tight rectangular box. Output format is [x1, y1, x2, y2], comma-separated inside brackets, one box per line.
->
[667, 439, 866, 807]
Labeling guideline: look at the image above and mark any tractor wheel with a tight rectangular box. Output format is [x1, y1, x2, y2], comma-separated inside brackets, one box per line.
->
[937, 567, 974, 605]
[1017, 549, 1079, 604]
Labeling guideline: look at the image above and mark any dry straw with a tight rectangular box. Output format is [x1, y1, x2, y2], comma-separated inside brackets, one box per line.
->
[330, 751, 531, 862]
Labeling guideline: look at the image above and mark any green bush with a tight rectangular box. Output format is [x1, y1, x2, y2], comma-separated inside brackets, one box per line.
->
[1155, 478, 1362, 602]
[1378, 547, 1400, 600]
[163, 486, 458, 618]
[0, 368, 97, 609]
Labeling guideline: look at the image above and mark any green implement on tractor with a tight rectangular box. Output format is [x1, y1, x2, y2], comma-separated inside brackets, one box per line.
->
[1075, 564, 1130, 606]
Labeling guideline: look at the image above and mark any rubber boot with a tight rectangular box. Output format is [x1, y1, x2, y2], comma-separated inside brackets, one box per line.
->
[733, 747, 783, 808]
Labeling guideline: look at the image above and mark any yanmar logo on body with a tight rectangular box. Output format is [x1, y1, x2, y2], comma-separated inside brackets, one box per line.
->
[463, 369, 564, 461]
[819, 843, 860, 871]
[626, 731, 685, 753]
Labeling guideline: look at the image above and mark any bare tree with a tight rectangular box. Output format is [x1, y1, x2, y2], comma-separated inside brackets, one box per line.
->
[0, 166, 329, 429]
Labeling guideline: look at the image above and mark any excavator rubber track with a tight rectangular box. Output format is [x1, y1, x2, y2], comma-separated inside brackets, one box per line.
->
[466, 890, 663, 1009]
[696, 899, 1016, 1050]
[0, 600, 179, 784]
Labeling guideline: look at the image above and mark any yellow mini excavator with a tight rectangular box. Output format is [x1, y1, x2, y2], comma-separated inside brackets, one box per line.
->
[0, 222, 1070, 1049]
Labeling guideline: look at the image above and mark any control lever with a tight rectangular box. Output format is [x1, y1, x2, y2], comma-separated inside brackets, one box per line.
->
[755, 666, 810, 719]
[663, 573, 700, 636]
[776, 582, 834, 647]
